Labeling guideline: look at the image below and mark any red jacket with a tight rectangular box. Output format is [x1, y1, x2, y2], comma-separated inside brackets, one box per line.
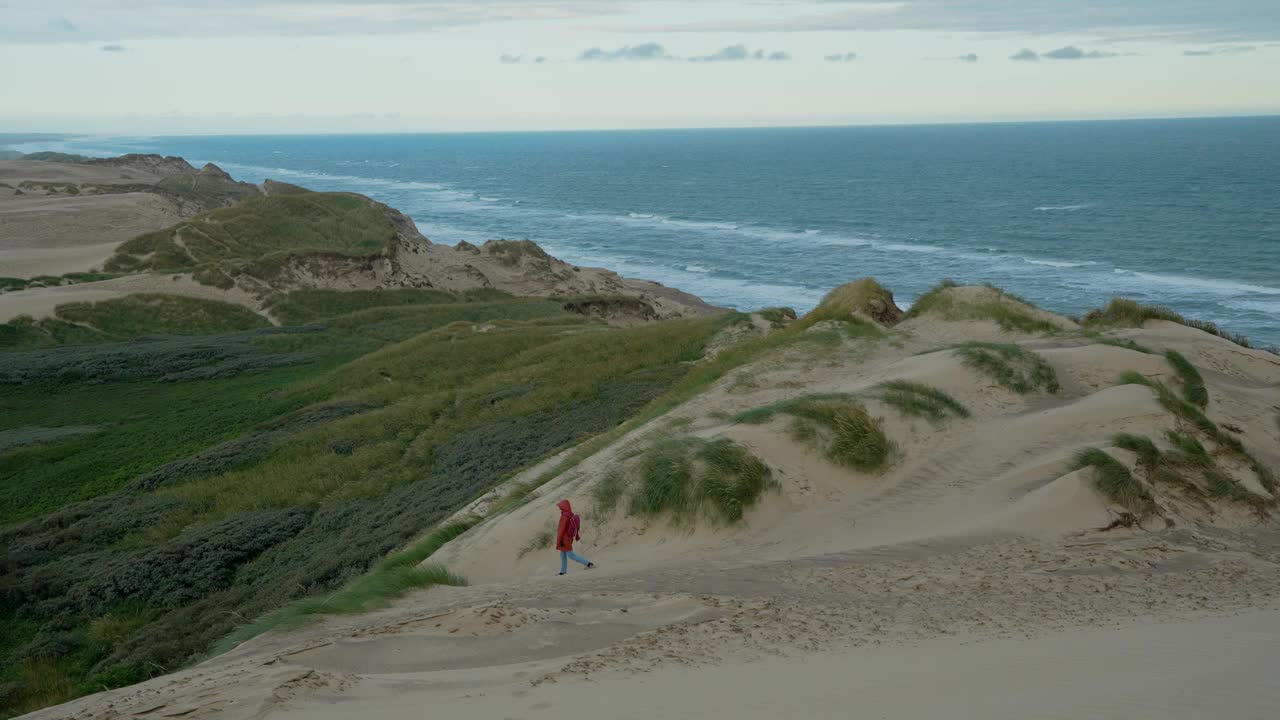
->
[556, 499, 577, 551]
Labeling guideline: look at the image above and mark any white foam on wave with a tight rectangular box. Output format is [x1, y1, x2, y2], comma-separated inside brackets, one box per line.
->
[1110, 269, 1280, 296]
[1035, 203, 1091, 212]
[685, 265, 711, 273]
[627, 212, 658, 220]
[1023, 258, 1098, 268]
[478, 197, 500, 202]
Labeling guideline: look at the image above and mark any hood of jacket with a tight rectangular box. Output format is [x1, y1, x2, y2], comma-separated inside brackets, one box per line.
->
[557, 499, 572, 514]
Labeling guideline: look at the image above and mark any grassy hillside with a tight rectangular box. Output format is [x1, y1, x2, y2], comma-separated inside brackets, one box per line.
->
[0, 295, 270, 351]
[104, 193, 396, 282]
[0, 288, 736, 717]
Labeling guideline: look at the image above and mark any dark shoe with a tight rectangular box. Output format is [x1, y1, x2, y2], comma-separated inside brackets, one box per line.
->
[586, 563, 595, 569]
[557, 572, 566, 576]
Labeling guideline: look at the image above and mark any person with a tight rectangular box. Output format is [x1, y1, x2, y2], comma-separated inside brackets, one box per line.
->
[555, 499, 594, 575]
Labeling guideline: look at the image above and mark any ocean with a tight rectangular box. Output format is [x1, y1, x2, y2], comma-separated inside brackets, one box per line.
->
[23, 117, 1280, 346]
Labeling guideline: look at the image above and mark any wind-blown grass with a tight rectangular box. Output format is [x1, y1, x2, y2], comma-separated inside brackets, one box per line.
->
[1165, 430, 1212, 467]
[902, 280, 1058, 334]
[954, 342, 1059, 394]
[1084, 298, 1254, 349]
[1112, 433, 1161, 469]
[626, 437, 774, 524]
[787, 399, 893, 471]
[1071, 448, 1155, 515]
[1097, 337, 1156, 354]
[1164, 349, 1208, 408]
[211, 517, 477, 655]
[876, 380, 970, 423]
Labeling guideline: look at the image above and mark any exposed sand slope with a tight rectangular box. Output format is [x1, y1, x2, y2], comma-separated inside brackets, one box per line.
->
[0, 161, 183, 277]
[26, 293, 1280, 720]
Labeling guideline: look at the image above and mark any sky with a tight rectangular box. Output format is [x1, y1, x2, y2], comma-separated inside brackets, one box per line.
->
[2, 0, 1279, 133]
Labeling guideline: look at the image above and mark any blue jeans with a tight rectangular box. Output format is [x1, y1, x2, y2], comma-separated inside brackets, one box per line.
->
[560, 550, 591, 574]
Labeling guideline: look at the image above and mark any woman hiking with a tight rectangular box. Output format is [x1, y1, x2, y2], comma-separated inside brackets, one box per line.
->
[555, 499, 595, 575]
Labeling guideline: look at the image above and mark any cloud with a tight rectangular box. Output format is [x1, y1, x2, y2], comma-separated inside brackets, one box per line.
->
[1010, 48, 1039, 61]
[578, 42, 672, 61]
[1183, 46, 1256, 56]
[1043, 45, 1120, 60]
[687, 44, 788, 62]
[534, 56, 547, 64]
[499, 53, 522, 64]
[100, 44, 126, 52]
[824, 52, 858, 62]
[6, 1, 631, 42]
[612, 1, 1280, 43]
[958, 53, 978, 62]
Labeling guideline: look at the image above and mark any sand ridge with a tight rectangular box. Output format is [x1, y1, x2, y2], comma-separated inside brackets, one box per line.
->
[24, 301, 1280, 720]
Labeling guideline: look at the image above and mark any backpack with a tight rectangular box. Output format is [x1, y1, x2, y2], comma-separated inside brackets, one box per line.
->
[565, 513, 581, 540]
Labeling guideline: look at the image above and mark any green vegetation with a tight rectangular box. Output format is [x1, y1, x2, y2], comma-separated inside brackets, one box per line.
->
[154, 170, 259, 210]
[1165, 430, 1212, 467]
[1164, 350, 1208, 408]
[0, 271, 120, 294]
[483, 239, 552, 268]
[0, 287, 737, 716]
[785, 401, 889, 471]
[902, 280, 1059, 334]
[876, 380, 970, 423]
[105, 193, 396, 281]
[793, 278, 898, 331]
[1083, 298, 1253, 349]
[623, 437, 774, 524]
[1071, 447, 1155, 516]
[517, 522, 556, 559]
[267, 288, 513, 325]
[782, 398, 894, 471]
[1097, 337, 1155, 354]
[591, 469, 631, 516]
[757, 306, 797, 329]
[954, 342, 1059, 394]
[1111, 433, 1161, 469]
[1112, 375, 1276, 497]
[58, 294, 269, 336]
[212, 517, 476, 655]
[1, 294, 270, 351]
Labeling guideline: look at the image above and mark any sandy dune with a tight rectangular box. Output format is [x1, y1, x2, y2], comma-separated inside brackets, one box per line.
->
[26, 296, 1280, 720]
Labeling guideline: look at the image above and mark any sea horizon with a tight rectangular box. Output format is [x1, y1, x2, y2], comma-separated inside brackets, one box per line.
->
[12, 115, 1279, 346]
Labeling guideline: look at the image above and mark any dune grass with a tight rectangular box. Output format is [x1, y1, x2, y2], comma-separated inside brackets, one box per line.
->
[1112, 433, 1161, 469]
[876, 380, 970, 423]
[1097, 337, 1156, 355]
[1084, 298, 1253, 348]
[787, 399, 893, 472]
[1165, 430, 1212, 467]
[210, 517, 477, 655]
[516, 522, 555, 559]
[901, 280, 1058, 334]
[954, 342, 1059, 394]
[626, 437, 774, 524]
[1164, 349, 1208, 408]
[1116, 370, 1153, 387]
[591, 469, 631, 517]
[1071, 448, 1155, 516]
[1112, 376, 1276, 497]
[791, 278, 896, 332]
